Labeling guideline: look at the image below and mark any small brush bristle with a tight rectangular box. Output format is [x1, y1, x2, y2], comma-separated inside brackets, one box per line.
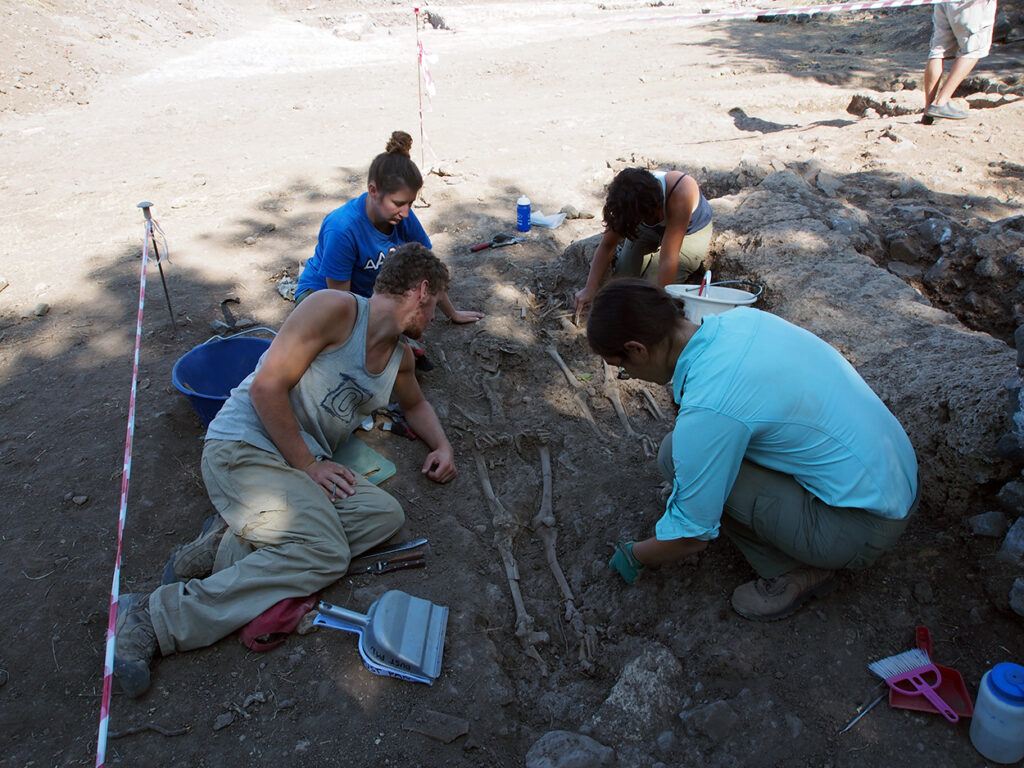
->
[868, 647, 931, 679]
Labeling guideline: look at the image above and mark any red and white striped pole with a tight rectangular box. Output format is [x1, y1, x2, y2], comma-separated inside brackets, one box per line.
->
[95, 202, 163, 767]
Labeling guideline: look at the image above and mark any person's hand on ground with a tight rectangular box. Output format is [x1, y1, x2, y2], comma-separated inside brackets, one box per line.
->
[609, 539, 645, 585]
[422, 444, 456, 483]
[305, 458, 357, 500]
[573, 286, 596, 318]
[447, 308, 486, 324]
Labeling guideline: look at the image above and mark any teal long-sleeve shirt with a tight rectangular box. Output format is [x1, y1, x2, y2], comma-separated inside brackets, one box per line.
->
[657, 308, 918, 541]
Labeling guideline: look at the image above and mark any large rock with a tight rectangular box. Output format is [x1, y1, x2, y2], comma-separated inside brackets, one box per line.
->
[588, 642, 683, 743]
[712, 170, 1016, 518]
[525, 730, 614, 768]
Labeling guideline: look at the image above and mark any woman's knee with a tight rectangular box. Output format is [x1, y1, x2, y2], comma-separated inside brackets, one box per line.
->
[379, 495, 405, 535]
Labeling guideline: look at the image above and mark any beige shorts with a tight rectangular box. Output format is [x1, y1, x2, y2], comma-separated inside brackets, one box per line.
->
[929, 0, 998, 59]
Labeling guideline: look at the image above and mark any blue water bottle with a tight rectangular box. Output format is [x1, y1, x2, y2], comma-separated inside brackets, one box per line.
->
[517, 196, 531, 232]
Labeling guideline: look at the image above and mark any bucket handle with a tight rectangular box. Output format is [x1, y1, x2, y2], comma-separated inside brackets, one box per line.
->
[201, 325, 278, 346]
[708, 280, 764, 301]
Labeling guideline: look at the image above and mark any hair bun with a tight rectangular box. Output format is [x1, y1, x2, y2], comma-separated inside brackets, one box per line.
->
[385, 131, 413, 156]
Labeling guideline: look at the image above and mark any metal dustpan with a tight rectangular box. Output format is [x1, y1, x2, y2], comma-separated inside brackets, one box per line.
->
[314, 590, 449, 685]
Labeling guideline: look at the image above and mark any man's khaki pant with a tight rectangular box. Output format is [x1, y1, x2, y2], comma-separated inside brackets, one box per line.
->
[149, 439, 403, 655]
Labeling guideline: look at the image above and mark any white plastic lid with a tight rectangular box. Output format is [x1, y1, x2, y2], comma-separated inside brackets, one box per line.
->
[517, 196, 530, 205]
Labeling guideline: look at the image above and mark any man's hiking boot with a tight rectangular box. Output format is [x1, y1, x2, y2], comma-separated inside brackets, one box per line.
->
[730, 566, 838, 621]
[113, 593, 157, 698]
[161, 513, 226, 585]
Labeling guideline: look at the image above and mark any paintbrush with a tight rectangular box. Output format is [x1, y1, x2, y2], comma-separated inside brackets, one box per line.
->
[868, 647, 959, 723]
[698, 269, 712, 297]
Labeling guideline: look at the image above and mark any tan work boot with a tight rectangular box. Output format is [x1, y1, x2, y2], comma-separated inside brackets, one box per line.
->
[161, 514, 226, 585]
[730, 567, 838, 621]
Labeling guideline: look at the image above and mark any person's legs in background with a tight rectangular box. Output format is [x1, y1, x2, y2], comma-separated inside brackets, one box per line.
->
[923, 0, 996, 121]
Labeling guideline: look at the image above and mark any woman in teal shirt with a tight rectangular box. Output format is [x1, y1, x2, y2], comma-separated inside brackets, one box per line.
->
[587, 279, 919, 621]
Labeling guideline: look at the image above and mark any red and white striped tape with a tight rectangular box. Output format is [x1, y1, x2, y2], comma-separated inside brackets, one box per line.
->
[622, 0, 945, 27]
[414, 8, 442, 170]
[94, 215, 164, 768]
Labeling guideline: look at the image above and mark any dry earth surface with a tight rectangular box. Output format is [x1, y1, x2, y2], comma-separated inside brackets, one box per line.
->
[2, 0, 1024, 766]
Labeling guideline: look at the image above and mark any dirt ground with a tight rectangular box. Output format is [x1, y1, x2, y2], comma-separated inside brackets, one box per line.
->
[2, 0, 1024, 766]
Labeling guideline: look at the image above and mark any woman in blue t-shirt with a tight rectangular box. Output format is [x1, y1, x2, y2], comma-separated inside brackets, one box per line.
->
[573, 167, 713, 317]
[295, 131, 483, 325]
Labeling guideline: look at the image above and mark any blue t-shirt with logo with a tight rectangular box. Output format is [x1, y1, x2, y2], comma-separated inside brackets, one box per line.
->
[296, 193, 432, 298]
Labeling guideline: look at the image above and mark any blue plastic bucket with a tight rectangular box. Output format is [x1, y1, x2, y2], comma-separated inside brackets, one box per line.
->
[172, 336, 271, 427]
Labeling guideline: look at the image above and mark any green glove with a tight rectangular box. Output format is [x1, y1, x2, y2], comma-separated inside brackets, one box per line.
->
[609, 540, 644, 585]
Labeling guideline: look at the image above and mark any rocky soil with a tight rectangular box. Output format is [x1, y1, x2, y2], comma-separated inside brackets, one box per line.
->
[2, 1, 1024, 766]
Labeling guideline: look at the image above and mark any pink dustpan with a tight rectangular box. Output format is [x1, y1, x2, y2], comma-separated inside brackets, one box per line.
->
[889, 626, 973, 719]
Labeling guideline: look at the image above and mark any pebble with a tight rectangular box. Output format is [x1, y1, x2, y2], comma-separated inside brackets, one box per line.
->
[997, 517, 1024, 565]
[1015, 326, 1024, 358]
[968, 510, 1008, 538]
[277, 276, 297, 301]
[785, 713, 804, 739]
[816, 172, 843, 197]
[213, 712, 234, 731]
[888, 238, 919, 262]
[72, 495, 88, 505]
[888, 260, 924, 278]
[655, 729, 676, 752]
[996, 480, 1024, 514]
[1009, 577, 1024, 618]
[913, 581, 934, 604]
[558, 204, 595, 220]
[524, 730, 614, 768]
[296, 609, 319, 635]
[682, 699, 738, 743]
[828, 216, 857, 234]
[916, 218, 952, 246]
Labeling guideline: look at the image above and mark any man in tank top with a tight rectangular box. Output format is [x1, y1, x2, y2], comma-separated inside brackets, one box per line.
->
[112, 243, 459, 698]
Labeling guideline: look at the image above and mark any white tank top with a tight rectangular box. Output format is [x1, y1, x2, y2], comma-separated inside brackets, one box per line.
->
[206, 294, 404, 458]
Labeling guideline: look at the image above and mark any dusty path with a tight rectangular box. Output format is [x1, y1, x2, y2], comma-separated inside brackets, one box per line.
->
[2, 1, 1023, 766]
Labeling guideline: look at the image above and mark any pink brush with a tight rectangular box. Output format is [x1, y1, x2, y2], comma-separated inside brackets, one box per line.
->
[869, 647, 959, 723]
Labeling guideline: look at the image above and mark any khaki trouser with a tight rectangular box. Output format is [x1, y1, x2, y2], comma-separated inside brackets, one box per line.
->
[657, 434, 915, 578]
[613, 220, 713, 285]
[149, 439, 403, 655]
